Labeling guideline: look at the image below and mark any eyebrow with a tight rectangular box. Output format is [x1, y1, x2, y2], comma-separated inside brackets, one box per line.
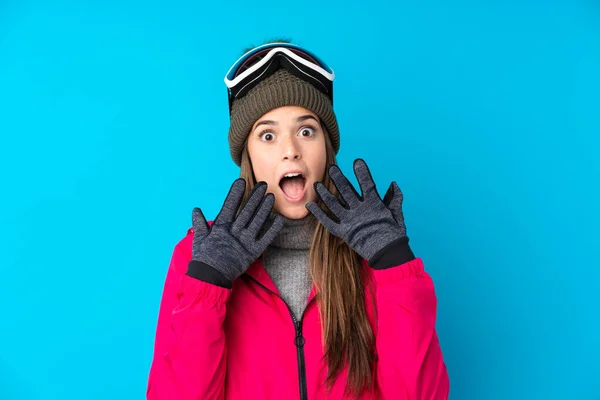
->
[253, 114, 319, 130]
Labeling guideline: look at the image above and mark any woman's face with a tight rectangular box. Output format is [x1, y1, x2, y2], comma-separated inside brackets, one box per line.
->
[247, 106, 327, 220]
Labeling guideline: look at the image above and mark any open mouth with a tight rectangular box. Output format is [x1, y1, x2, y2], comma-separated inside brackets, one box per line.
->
[279, 172, 308, 202]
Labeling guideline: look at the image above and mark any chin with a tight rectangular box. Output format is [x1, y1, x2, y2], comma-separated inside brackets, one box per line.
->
[275, 204, 311, 220]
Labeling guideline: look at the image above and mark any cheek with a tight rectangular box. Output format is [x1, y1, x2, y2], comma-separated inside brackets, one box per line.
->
[251, 160, 267, 182]
[313, 142, 327, 181]
[248, 143, 266, 179]
[248, 147, 277, 187]
[306, 144, 327, 200]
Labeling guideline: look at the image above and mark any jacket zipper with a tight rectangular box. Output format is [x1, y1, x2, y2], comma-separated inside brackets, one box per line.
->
[245, 275, 314, 400]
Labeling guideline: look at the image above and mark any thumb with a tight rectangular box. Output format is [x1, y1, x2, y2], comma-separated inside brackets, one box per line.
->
[192, 207, 210, 237]
[383, 182, 404, 223]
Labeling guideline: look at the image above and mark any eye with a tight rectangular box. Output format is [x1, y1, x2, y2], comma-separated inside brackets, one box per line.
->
[299, 126, 316, 137]
[259, 131, 275, 142]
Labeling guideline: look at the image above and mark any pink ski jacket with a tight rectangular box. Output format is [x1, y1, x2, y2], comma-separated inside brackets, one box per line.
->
[147, 226, 450, 399]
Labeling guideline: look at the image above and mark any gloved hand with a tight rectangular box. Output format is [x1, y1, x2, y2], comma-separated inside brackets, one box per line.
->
[306, 159, 414, 269]
[187, 179, 285, 288]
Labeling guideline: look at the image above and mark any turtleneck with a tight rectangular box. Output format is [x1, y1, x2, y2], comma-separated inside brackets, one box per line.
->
[262, 213, 317, 320]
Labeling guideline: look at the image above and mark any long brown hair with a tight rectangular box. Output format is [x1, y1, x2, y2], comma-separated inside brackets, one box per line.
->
[239, 127, 376, 398]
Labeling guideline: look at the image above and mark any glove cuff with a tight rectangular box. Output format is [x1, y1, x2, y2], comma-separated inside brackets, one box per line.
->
[186, 260, 233, 289]
[367, 236, 415, 270]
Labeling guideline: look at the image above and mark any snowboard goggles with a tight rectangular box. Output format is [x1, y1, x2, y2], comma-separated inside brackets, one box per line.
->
[224, 43, 335, 112]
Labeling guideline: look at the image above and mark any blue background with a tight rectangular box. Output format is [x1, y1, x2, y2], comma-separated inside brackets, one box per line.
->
[1, 0, 599, 399]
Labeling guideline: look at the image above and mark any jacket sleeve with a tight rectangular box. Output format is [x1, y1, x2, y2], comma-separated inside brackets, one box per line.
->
[372, 257, 450, 400]
[146, 239, 231, 400]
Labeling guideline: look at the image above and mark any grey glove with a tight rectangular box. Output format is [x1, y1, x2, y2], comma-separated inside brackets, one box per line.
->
[306, 159, 414, 269]
[187, 179, 285, 287]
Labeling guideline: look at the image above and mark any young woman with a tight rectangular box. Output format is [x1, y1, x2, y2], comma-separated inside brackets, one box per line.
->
[147, 42, 450, 400]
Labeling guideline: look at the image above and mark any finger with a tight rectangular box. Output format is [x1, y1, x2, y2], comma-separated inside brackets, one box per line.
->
[353, 158, 380, 199]
[214, 178, 246, 225]
[247, 192, 275, 235]
[234, 182, 268, 229]
[306, 201, 341, 237]
[257, 213, 285, 249]
[191, 207, 209, 236]
[328, 164, 360, 206]
[314, 182, 347, 218]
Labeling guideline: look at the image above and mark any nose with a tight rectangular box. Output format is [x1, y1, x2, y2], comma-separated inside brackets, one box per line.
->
[282, 136, 301, 161]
